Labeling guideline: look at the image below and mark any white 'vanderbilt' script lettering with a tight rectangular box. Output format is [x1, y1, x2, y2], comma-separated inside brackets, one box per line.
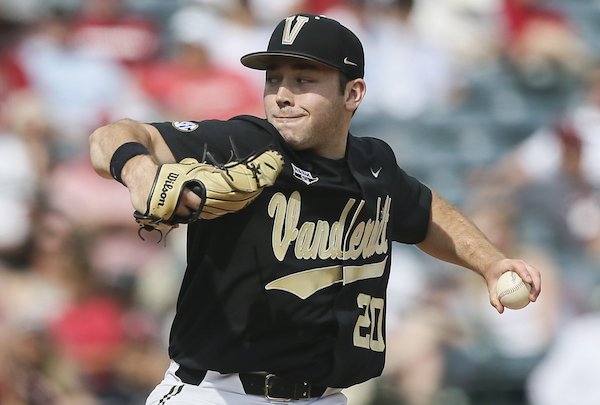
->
[268, 191, 391, 262]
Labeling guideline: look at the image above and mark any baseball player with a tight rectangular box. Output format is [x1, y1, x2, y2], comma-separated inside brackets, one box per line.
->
[89, 13, 542, 405]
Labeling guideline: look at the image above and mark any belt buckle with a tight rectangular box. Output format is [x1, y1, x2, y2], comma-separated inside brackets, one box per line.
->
[264, 374, 294, 402]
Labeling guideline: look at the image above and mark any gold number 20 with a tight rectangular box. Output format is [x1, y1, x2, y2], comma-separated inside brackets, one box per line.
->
[353, 293, 385, 352]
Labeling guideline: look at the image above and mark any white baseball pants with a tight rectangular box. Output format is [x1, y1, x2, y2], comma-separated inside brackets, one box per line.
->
[146, 361, 347, 405]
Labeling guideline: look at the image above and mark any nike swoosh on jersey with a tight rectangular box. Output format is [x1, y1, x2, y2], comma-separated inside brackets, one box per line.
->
[265, 257, 387, 299]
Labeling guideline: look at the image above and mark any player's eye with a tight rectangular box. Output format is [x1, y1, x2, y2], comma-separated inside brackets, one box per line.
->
[265, 75, 281, 84]
[296, 78, 311, 84]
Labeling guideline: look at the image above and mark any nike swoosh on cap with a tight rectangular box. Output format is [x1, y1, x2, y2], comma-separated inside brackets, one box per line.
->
[343, 57, 358, 66]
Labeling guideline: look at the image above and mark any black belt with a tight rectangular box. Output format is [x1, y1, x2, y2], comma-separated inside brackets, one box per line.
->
[175, 365, 327, 401]
[239, 372, 327, 401]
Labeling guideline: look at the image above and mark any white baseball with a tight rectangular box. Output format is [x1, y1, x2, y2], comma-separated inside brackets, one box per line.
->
[496, 271, 532, 310]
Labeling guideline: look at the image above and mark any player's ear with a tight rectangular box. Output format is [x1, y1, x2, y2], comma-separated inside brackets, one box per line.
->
[344, 78, 366, 113]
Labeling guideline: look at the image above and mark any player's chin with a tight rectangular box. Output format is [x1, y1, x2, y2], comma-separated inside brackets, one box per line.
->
[275, 127, 302, 146]
[282, 130, 315, 150]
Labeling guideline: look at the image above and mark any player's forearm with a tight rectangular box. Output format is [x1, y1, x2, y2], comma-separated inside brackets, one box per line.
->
[417, 192, 506, 277]
[89, 118, 154, 178]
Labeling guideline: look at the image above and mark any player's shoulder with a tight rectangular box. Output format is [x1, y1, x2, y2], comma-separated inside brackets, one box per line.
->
[200, 115, 273, 134]
[151, 115, 276, 163]
[152, 115, 272, 136]
[347, 134, 397, 162]
[207, 115, 278, 143]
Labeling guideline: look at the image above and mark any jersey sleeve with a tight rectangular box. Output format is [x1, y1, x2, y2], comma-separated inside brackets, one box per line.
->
[390, 166, 432, 244]
[150, 116, 276, 164]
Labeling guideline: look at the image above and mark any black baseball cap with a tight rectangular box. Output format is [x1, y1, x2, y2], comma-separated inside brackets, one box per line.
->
[241, 14, 364, 79]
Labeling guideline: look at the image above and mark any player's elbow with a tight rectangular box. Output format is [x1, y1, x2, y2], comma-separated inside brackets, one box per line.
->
[88, 126, 109, 177]
[90, 118, 139, 143]
[88, 119, 139, 178]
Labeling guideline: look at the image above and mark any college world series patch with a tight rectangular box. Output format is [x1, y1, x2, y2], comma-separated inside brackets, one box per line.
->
[291, 163, 319, 185]
[172, 121, 199, 132]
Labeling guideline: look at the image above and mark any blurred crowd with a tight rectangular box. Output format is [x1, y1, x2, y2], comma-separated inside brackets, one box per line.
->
[1, 0, 600, 404]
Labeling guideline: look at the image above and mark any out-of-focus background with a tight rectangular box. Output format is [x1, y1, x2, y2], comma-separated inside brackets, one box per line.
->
[1, 0, 600, 404]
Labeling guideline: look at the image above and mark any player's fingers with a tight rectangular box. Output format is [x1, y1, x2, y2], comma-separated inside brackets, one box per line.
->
[509, 260, 541, 302]
[509, 260, 533, 285]
[526, 263, 542, 302]
[490, 294, 504, 314]
[176, 188, 203, 218]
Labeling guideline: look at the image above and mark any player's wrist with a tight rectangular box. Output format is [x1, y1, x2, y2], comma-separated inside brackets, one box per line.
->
[109, 142, 150, 185]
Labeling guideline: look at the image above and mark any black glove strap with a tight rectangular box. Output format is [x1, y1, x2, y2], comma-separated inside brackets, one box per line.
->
[109, 142, 150, 185]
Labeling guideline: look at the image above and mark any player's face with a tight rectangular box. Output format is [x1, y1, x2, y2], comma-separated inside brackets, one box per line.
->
[263, 58, 352, 159]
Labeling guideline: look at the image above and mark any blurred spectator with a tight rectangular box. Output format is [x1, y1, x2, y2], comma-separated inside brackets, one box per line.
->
[502, 63, 600, 188]
[0, 93, 43, 259]
[360, 0, 456, 119]
[303, 0, 346, 14]
[0, 207, 94, 404]
[50, 292, 127, 402]
[183, 0, 272, 89]
[412, 0, 503, 73]
[0, 208, 85, 337]
[2, 90, 53, 171]
[71, 0, 161, 68]
[45, 156, 140, 229]
[135, 6, 263, 120]
[0, 326, 98, 405]
[474, 62, 600, 256]
[499, 0, 590, 89]
[246, 0, 306, 26]
[0, 39, 29, 120]
[517, 118, 600, 254]
[15, 7, 151, 159]
[527, 288, 600, 405]
[0, 132, 36, 256]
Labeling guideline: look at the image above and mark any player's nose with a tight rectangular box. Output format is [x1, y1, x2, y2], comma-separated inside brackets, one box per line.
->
[275, 85, 294, 107]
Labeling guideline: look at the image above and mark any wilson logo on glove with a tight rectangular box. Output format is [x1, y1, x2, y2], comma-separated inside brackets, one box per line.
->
[134, 148, 284, 242]
[158, 173, 180, 207]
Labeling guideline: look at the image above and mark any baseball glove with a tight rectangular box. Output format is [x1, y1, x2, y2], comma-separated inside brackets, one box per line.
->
[134, 148, 284, 241]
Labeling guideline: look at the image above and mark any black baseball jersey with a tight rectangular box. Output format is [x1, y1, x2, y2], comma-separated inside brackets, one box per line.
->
[151, 115, 432, 388]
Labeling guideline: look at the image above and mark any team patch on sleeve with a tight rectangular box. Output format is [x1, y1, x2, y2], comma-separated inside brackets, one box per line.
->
[171, 121, 199, 132]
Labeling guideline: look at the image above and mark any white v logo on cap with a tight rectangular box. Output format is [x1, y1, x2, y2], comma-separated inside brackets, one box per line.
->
[281, 15, 309, 45]
[241, 13, 365, 80]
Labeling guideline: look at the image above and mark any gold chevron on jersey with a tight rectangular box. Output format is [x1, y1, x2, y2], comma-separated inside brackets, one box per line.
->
[264, 257, 387, 299]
